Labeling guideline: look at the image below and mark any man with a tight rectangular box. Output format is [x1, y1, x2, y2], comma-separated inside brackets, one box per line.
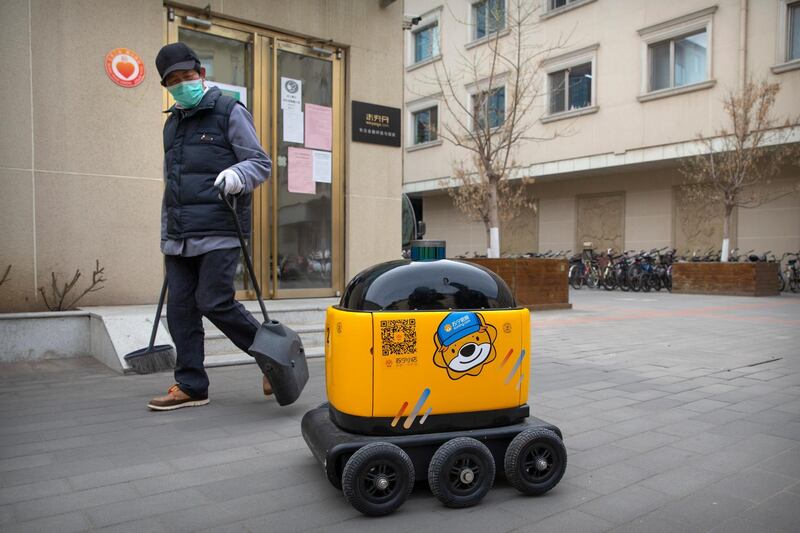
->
[148, 42, 273, 411]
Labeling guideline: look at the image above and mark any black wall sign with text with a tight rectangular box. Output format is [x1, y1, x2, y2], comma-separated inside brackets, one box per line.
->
[352, 101, 401, 147]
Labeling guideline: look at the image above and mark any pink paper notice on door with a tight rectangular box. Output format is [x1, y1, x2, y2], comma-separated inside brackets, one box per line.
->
[287, 147, 315, 194]
[304, 103, 332, 151]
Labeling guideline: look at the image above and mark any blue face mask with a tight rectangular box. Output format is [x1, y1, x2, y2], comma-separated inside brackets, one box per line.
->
[168, 79, 204, 109]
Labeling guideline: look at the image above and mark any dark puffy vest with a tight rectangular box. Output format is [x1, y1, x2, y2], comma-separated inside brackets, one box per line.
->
[163, 87, 252, 239]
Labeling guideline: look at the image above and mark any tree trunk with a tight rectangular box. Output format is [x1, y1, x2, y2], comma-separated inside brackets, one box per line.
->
[487, 178, 500, 258]
[721, 204, 733, 262]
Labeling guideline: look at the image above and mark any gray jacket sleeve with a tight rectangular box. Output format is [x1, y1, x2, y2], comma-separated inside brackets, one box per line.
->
[161, 159, 167, 242]
[228, 104, 271, 193]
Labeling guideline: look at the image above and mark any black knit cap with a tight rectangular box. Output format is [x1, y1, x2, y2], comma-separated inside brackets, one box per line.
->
[155, 43, 201, 86]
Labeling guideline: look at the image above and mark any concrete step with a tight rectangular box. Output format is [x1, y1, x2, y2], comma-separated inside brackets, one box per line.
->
[198, 297, 333, 367]
[204, 345, 325, 368]
[203, 323, 324, 356]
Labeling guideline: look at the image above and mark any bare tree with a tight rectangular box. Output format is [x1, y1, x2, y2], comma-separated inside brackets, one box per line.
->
[680, 80, 800, 262]
[38, 260, 107, 311]
[423, 0, 566, 257]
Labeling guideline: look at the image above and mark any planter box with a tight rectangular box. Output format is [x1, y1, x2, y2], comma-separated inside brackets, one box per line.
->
[671, 262, 780, 296]
[465, 258, 571, 310]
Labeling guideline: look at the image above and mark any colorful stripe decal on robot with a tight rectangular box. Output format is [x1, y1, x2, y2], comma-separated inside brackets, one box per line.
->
[419, 406, 433, 425]
[403, 388, 431, 429]
[500, 348, 514, 367]
[391, 401, 409, 427]
[516, 371, 524, 391]
[504, 349, 526, 385]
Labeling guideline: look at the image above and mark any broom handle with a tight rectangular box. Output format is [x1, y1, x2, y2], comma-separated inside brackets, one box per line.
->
[218, 188, 270, 322]
[148, 276, 168, 350]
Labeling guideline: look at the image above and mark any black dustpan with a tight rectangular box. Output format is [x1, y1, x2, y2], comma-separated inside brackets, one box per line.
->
[219, 187, 309, 406]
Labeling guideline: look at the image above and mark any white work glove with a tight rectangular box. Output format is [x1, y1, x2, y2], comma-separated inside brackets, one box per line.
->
[214, 168, 244, 196]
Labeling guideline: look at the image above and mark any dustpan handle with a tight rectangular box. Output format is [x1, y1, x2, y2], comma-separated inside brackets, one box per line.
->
[217, 187, 270, 322]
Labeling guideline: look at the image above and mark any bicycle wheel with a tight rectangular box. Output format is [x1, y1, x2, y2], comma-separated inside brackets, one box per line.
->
[778, 272, 786, 292]
[569, 265, 583, 290]
[790, 274, 799, 293]
[628, 266, 643, 292]
[618, 271, 630, 292]
[586, 266, 600, 289]
[602, 269, 616, 291]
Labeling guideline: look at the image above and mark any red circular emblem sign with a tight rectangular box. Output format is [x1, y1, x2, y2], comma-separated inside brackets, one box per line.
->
[105, 48, 145, 88]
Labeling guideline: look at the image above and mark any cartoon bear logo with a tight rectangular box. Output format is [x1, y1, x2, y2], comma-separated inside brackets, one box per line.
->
[433, 312, 497, 380]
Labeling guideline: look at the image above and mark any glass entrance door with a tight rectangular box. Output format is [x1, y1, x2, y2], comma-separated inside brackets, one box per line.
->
[272, 41, 341, 297]
[167, 9, 343, 300]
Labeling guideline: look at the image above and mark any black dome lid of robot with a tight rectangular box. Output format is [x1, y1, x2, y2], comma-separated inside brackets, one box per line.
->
[340, 259, 516, 311]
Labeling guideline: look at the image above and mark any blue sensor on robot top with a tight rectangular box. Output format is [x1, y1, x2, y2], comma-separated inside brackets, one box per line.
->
[410, 240, 446, 261]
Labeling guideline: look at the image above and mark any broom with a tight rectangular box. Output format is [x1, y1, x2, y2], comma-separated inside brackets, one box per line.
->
[124, 276, 176, 374]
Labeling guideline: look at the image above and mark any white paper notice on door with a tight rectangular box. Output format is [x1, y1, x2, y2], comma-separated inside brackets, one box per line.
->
[312, 150, 332, 183]
[283, 110, 304, 144]
[288, 147, 315, 194]
[281, 77, 302, 111]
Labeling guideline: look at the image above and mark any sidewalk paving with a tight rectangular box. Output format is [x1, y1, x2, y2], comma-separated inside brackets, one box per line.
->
[1, 290, 798, 532]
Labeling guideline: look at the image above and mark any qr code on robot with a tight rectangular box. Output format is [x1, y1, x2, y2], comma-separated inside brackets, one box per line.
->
[380, 319, 417, 356]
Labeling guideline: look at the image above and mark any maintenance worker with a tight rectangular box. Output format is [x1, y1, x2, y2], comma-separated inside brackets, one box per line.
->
[148, 42, 273, 411]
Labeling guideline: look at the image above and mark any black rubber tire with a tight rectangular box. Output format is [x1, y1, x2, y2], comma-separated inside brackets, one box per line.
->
[602, 271, 616, 290]
[569, 265, 583, 290]
[778, 273, 786, 292]
[428, 437, 495, 508]
[504, 428, 567, 496]
[790, 276, 799, 293]
[342, 442, 415, 516]
[585, 266, 600, 289]
[628, 267, 642, 292]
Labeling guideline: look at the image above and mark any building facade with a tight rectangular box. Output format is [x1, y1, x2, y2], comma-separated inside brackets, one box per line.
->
[403, 0, 800, 259]
[0, 0, 404, 312]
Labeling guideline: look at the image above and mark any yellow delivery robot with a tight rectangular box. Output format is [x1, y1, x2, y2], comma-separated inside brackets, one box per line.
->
[301, 245, 566, 516]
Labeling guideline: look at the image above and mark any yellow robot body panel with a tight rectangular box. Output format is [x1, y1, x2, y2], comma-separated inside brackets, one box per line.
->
[372, 309, 530, 419]
[326, 306, 530, 425]
[325, 307, 374, 416]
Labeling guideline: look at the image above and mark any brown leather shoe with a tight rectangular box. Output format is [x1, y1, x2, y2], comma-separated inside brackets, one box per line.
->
[263, 375, 273, 397]
[147, 384, 209, 411]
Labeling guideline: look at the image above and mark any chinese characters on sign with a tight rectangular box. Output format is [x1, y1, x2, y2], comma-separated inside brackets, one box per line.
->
[352, 101, 401, 147]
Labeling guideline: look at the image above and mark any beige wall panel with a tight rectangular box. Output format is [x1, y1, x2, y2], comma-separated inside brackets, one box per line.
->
[0, 0, 33, 170]
[29, 0, 163, 178]
[345, 195, 401, 281]
[34, 172, 163, 307]
[501, 201, 538, 256]
[673, 186, 726, 257]
[624, 188, 672, 252]
[737, 179, 800, 258]
[576, 193, 625, 254]
[0, 170, 36, 312]
[538, 196, 575, 254]
[422, 194, 486, 257]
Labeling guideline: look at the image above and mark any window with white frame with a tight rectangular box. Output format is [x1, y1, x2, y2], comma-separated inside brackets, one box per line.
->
[550, 0, 579, 10]
[472, 87, 505, 130]
[412, 107, 438, 145]
[548, 63, 592, 114]
[638, 7, 715, 97]
[542, 44, 598, 118]
[472, 0, 505, 41]
[788, 1, 800, 61]
[648, 30, 708, 91]
[413, 22, 440, 63]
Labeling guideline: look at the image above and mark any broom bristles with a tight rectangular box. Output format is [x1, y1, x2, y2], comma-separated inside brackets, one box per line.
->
[124, 347, 176, 374]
